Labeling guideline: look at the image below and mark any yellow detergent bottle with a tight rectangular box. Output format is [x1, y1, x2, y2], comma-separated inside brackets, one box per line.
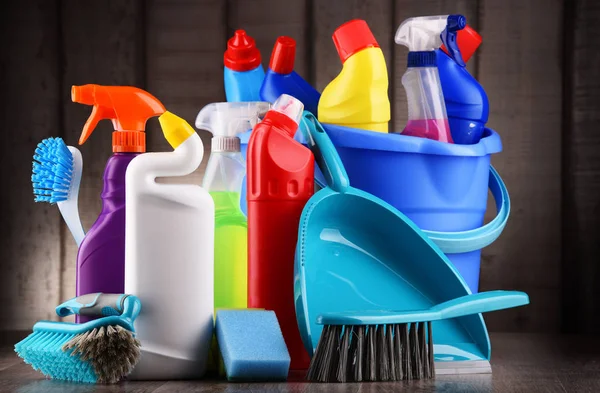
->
[318, 19, 390, 133]
[195, 101, 271, 311]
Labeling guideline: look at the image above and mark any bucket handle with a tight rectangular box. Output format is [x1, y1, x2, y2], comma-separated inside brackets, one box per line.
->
[303, 111, 509, 253]
[422, 166, 510, 254]
[300, 112, 350, 193]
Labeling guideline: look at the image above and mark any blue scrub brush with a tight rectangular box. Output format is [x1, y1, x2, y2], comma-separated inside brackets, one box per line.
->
[307, 290, 529, 382]
[32, 137, 85, 245]
[15, 293, 142, 384]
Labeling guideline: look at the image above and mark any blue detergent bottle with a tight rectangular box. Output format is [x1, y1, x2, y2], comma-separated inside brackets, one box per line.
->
[224, 30, 265, 102]
[260, 36, 320, 116]
[437, 25, 489, 144]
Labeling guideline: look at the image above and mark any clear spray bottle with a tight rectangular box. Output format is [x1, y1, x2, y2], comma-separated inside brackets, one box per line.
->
[196, 102, 271, 310]
[395, 15, 466, 143]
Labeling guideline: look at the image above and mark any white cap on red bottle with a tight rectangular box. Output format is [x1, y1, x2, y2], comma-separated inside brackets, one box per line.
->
[272, 94, 304, 125]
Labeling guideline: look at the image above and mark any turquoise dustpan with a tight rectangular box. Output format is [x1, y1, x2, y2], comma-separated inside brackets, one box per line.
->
[294, 113, 497, 373]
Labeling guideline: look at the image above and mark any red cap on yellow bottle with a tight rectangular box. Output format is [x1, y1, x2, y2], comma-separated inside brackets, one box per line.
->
[332, 19, 380, 64]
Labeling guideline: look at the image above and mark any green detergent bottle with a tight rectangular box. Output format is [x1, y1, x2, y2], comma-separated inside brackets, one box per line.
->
[196, 101, 271, 310]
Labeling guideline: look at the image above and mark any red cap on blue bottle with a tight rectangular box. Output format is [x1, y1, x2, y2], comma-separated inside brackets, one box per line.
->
[224, 30, 261, 72]
[441, 25, 482, 63]
[332, 19, 380, 63]
[269, 36, 296, 75]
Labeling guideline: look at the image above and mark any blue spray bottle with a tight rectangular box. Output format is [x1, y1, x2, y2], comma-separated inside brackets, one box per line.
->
[437, 24, 489, 144]
[224, 30, 265, 102]
[260, 36, 320, 116]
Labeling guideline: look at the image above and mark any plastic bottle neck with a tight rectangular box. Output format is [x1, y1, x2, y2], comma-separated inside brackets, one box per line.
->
[100, 153, 139, 213]
[407, 51, 437, 68]
[203, 150, 245, 193]
[207, 152, 247, 221]
[211, 136, 241, 153]
[112, 130, 146, 153]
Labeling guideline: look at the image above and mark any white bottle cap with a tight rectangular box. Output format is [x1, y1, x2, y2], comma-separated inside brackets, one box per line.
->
[272, 94, 304, 125]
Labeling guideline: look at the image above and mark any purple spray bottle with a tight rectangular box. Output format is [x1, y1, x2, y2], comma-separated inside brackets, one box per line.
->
[72, 84, 166, 322]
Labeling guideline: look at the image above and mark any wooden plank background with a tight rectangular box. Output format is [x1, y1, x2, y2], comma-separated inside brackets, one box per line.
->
[562, 0, 600, 333]
[477, 0, 563, 332]
[0, 0, 597, 334]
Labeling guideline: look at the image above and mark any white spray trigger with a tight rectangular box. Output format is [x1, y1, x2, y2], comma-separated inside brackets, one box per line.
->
[395, 15, 449, 51]
[195, 101, 272, 138]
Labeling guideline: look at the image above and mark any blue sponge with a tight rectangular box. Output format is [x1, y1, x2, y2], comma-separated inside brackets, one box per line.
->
[215, 310, 290, 381]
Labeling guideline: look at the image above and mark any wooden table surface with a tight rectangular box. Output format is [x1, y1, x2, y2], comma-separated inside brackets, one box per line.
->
[1, 332, 599, 393]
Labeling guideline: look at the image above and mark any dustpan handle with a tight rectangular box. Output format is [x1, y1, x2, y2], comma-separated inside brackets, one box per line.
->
[300, 112, 350, 193]
[422, 166, 510, 254]
[317, 290, 529, 325]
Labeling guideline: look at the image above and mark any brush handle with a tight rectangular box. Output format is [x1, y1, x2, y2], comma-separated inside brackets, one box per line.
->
[57, 146, 85, 246]
[317, 290, 529, 326]
[300, 111, 350, 193]
[56, 293, 141, 323]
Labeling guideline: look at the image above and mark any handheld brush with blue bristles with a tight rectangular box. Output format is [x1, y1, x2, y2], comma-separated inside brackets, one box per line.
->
[32, 137, 85, 245]
[15, 293, 142, 384]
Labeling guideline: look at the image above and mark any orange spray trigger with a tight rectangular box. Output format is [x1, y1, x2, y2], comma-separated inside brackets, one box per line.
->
[71, 84, 166, 153]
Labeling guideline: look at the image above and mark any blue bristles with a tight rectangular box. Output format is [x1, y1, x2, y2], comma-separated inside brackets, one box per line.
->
[32, 137, 74, 204]
[15, 331, 97, 383]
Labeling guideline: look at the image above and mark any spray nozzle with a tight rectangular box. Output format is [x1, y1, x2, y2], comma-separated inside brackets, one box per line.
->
[195, 102, 271, 152]
[446, 15, 466, 32]
[395, 14, 466, 53]
[440, 24, 481, 64]
[441, 15, 467, 67]
[72, 84, 166, 153]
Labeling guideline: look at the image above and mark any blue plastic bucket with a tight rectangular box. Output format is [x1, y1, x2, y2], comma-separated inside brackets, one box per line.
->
[240, 125, 508, 293]
[324, 125, 507, 293]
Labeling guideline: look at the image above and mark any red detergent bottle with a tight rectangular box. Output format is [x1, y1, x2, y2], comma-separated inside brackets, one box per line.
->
[247, 94, 314, 370]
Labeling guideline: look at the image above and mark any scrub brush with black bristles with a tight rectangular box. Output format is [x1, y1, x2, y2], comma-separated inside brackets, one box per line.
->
[15, 293, 142, 384]
[307, 290, 530, 382]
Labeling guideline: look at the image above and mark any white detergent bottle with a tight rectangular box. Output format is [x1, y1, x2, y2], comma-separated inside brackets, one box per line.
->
[395, 15, 466, 143]
[125, 111, 214, 380]
[195, 101, 270, 312]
